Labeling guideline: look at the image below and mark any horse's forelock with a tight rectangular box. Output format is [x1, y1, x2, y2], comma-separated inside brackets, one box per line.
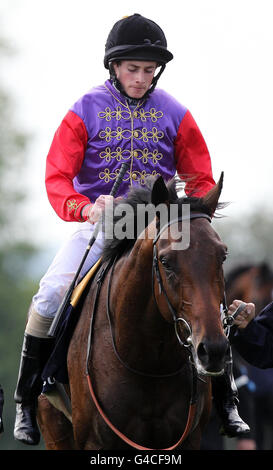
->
[101, 177, 221, 262]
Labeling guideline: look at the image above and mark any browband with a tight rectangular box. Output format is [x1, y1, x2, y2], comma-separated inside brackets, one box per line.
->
[153, 213, 212, 245]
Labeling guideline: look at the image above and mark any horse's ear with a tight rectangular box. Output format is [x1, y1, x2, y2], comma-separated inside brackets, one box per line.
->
[151, 176, 169, 206]
[202, 171, 224, 216]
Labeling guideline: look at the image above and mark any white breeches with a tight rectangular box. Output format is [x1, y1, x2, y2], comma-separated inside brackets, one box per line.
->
[32, 222, 105, 318]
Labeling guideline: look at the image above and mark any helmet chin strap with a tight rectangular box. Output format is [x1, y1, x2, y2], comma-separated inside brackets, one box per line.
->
[109, 62, 166, 103]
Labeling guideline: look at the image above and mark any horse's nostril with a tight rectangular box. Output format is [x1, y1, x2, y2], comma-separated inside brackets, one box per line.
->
[197, 337, 229, 372]
[197, 342, 209, 365]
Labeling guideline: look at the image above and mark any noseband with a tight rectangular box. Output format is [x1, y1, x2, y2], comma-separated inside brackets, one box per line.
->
[152, 212, 212, 347]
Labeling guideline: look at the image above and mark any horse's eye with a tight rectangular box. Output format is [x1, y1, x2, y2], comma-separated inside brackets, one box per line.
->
[160, 256, 169, 267]
[160, 257, 174, 273]
[159, 256, 177, 283]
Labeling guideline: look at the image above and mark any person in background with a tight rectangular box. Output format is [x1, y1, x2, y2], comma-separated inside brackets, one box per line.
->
[228, 299, 273, 449]
[228, 299, 273, 367]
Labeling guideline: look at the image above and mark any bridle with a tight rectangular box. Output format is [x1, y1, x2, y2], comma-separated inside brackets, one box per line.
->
[152, 212, 212, 348]
[85, 211, 233, 450]
[152, 212, 235, 341]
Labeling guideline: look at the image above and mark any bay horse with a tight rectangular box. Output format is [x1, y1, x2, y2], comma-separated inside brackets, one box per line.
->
[38, 174, 230, 450]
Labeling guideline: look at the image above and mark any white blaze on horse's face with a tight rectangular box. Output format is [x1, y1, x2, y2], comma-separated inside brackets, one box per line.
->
[155, 217, 229, 376]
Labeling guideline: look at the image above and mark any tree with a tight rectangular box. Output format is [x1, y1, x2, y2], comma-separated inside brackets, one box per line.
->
[0, 34, 43, 450]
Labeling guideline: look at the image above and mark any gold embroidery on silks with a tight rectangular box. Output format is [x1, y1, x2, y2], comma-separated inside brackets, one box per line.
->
[98, 106, 131, 121]
[133, 169, 160, 185]
[135, 127, 164, 143]
[99, 147, 163, 165]
[98, 106, 163, 122]
[137, 148, 163, 164]
[99, 168, 160, 185]
[137, 108, 163, 122]
[99, 126, 132, 142]
[99, 126, 164, 143]
[66, 199, 86, 220]
[99, 168, 123, 184]
[99, 147, 131, 163]
[99, 85, 166, 188]
[67, 199, 78, 212]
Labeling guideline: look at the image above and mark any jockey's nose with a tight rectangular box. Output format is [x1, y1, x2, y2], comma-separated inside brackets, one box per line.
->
[197, 336, 229, 373]
[135, 70, 145, 84]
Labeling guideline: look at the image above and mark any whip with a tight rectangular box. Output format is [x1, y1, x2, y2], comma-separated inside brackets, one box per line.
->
[48, 162, 130, 337]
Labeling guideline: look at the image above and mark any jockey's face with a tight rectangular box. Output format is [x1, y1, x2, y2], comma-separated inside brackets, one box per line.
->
[113, 60, 157, 99]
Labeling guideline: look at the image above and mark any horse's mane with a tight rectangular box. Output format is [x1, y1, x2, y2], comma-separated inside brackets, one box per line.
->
[101, 177, 222, 262]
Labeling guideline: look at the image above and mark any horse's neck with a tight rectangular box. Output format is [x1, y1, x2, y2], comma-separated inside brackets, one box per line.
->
[110, 239, 180, 369]
[112, 238, 155, 322]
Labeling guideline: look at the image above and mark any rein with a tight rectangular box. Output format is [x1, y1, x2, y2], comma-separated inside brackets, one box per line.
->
[85, 212, 212, 450]
[106, 255, 186, 378]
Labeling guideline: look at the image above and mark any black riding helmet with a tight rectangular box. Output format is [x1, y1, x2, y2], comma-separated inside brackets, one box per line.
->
[104, 14, 173, 99]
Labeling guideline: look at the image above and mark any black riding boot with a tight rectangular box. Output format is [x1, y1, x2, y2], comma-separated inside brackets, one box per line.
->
[14, 334, 53, 445]
[212, 348, 250, 438]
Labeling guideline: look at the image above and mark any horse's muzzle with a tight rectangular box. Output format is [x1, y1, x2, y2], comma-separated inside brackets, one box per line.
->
[195, 336, 230, 376]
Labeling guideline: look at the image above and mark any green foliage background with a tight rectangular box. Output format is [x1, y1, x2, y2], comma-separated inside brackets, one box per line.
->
[0, 36, 44, 450]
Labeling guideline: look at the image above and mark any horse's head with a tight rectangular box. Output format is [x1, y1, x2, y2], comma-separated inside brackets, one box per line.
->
[151, 174, 229, 376]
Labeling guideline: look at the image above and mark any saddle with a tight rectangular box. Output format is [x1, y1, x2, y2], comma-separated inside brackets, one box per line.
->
[70, 259, 102, 308]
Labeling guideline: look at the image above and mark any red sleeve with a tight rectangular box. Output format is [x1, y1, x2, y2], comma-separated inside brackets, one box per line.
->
[174, 110, 215, 197]
[45, 110, 92, 222]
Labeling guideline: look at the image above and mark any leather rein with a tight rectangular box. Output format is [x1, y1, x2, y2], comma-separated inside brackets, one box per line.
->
[85, 212, 212, 450]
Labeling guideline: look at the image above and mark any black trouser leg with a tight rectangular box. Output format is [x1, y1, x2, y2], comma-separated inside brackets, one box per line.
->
[14, 334, 53, 445]
[211, 347, 250, 437]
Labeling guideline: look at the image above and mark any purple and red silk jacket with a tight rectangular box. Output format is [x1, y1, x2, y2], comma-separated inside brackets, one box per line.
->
[45, 79, 215, 222]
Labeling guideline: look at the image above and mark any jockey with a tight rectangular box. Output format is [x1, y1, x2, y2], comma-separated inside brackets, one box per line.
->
[13, 13, 249, 445]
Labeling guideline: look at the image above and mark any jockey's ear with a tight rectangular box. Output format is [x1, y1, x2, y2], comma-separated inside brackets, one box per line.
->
[151, 176, 169, 206]
[202, 171, 224, 217]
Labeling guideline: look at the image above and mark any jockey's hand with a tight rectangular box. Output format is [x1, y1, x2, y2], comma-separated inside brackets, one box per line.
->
[227, 299, 255, 329]
[85, 195, 114, 224]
